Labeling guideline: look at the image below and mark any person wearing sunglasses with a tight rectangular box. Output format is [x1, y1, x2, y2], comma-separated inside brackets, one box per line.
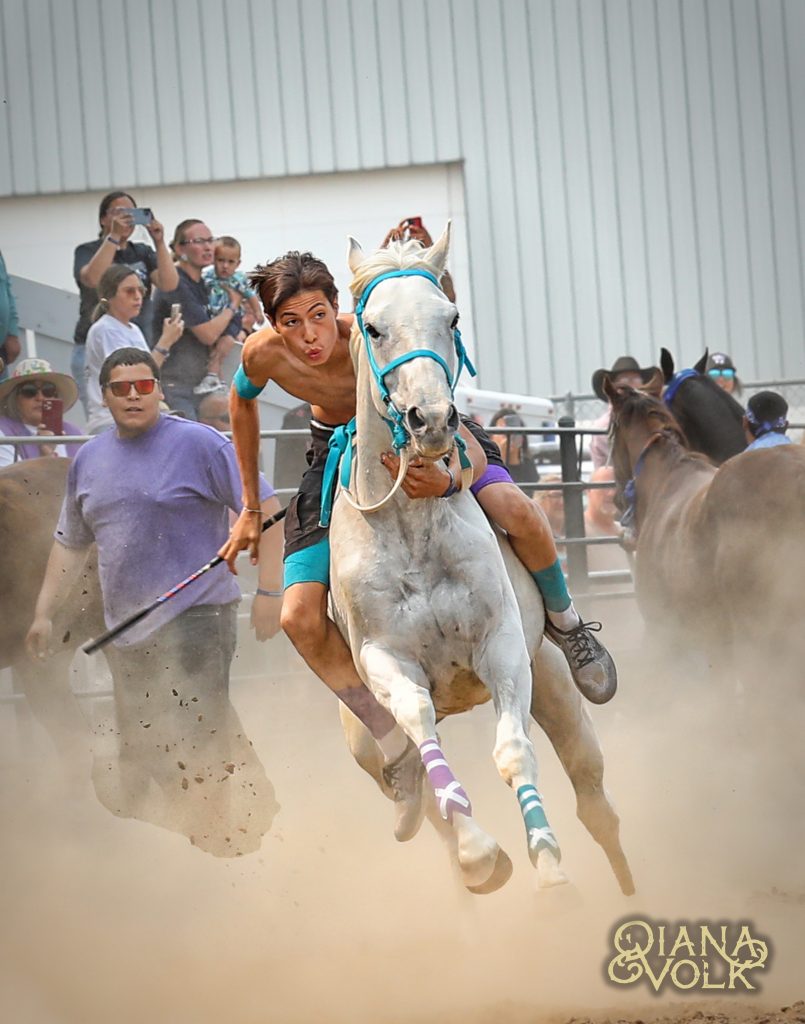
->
[705, 352, 742, 398]
[26, 347, 283, 852]
[149, 220, 244, 420]
[0, 358, 83, 468]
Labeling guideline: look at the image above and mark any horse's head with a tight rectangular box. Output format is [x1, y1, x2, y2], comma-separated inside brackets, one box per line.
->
[347, 224, 466, 460]
[659, 348, 746, 463]
[603, 374, 687, 496]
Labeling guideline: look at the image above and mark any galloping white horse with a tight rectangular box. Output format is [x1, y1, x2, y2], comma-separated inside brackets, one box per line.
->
[329, 226, 633, 895]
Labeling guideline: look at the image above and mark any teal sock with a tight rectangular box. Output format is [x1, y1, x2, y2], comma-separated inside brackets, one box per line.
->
[531, 560, 571, 613]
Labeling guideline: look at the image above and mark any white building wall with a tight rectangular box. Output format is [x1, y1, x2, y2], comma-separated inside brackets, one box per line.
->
[1, 0, 803, 394]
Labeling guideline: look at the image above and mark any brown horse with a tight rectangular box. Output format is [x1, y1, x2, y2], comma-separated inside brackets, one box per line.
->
[0, 458, 104, 766]
[605, 376, 805, 684]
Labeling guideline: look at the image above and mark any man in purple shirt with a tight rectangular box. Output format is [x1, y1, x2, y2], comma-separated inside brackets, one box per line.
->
[26, 347, 282, 854]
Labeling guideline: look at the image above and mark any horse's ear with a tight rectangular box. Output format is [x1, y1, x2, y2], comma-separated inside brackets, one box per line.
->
[425, 221, 451, 276]
[602, 373, 621, 405]
[694, 349, 708, 374]
[643, 368, 665, 397]
[347, 236, 366, 275]
[660, 348, 675, 382]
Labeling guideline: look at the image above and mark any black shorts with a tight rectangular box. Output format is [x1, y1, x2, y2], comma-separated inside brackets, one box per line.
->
[283, 421, 334, 559]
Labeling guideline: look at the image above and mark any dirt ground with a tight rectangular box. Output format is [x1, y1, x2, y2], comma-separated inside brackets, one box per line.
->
[0, 598, 802, 1024]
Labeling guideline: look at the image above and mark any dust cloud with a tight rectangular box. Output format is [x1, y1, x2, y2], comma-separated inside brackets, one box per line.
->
[0, 596, 802, 1024]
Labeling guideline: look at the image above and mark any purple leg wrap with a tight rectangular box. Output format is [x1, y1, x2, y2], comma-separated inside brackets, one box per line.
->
[335, 685, 397, 740]
[470, 464, 513, 495]
[419, 739, 472, 822]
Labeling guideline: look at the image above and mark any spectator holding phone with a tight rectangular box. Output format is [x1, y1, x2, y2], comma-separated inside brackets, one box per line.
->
[84, 265, 184, 434]
[0, 358, 83, 467]
[150, 219, 242, 419]
[72, 191, 178, 411]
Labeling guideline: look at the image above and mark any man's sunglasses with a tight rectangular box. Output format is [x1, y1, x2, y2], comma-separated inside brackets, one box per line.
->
[708, 367, 735, 379]
[16, 381, 59, 399]
[104, 378, 158, 397]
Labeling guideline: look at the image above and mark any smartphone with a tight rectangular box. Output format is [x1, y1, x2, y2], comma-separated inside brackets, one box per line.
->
[406, 216, 423, 230]
[130, 207, 153, 226]
[170, 303, 182, 320]
[41, 397, 64, 436]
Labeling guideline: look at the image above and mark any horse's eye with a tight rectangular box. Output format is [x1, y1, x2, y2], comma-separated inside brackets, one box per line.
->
[451, 314, 459, 330]
[365, 323, 381, 340]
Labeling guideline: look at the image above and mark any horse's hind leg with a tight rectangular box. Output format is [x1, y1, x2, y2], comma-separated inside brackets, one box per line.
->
[360, 643, 512, 893]
[476, 637, 567, 890]
[530, 642, 635, 896]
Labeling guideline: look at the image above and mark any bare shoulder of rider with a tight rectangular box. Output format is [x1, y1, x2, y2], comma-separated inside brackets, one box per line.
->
[243, 328, 280, 386]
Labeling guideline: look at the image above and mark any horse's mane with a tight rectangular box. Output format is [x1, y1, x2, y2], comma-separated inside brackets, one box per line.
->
[349, 239, 446, 300]
[611, 388, 687, 444]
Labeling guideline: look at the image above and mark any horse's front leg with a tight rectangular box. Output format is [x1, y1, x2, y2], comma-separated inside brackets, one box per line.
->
[360, 642, 513, 894]
[475, 632, 568, 890]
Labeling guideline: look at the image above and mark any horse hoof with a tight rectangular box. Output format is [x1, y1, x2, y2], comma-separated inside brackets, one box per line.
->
[466, 848, 513, 895]
[533, 846, 569, 889]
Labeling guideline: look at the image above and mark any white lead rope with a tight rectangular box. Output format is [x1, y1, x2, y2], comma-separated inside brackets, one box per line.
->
[341, 447, 411, 514]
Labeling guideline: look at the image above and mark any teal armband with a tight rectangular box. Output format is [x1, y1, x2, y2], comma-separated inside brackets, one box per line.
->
[233, 363, 264, 399]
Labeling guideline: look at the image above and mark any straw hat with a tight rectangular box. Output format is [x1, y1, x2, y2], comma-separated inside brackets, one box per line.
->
[0, 358, 79, 414]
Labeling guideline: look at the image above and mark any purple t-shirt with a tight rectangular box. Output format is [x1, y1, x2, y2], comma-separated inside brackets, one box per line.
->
[56, 415, 273, 646]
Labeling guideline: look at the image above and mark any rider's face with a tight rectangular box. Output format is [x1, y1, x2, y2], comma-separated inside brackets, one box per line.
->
[272, 290, 340, 366]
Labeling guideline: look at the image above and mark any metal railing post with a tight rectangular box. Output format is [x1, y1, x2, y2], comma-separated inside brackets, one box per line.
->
[557, 416, 589, 593]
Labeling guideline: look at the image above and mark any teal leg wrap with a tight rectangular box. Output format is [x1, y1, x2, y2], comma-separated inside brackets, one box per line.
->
[531, 560, 571, 613]
[517, 784, 561, 860]
[283, 538, 331, 587]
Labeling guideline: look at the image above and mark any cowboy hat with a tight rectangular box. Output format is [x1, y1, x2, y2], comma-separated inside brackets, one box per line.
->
[591, 355, 659, 402]
[0, 357, 79, 414]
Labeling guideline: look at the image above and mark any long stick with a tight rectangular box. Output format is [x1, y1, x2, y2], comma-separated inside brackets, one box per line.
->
[82, 506, 287, 655]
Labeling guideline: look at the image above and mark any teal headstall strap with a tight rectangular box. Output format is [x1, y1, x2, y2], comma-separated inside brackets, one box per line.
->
[354, 268, 477, 453]
[319, 419, 357, 527]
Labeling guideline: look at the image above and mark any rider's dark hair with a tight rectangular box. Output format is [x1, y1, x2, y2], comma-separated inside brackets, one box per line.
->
[99, 347, 160, 389]
[249, 251, 338, 323]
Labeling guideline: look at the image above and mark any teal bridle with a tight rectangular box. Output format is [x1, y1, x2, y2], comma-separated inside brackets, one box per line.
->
[353, 268, 476, 452]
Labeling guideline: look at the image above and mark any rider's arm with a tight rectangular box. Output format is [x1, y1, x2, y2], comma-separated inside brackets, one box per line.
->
[26, 541, 91, 659]
[220, 337, 273, 571]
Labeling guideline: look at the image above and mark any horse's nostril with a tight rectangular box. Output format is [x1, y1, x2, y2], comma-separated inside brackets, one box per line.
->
[447, 403, 460, 431]
[406, 406, 427, 433]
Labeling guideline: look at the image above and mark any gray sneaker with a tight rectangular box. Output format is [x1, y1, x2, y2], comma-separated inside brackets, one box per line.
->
[381, 739, 426, 842]
[544, 619, 618, 704]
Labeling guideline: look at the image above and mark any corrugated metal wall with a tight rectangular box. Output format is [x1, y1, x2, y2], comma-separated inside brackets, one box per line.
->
[1, 0, 803, 393]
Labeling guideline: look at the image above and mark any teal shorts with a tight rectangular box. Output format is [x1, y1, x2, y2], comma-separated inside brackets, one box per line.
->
[283, 537, 331, 587]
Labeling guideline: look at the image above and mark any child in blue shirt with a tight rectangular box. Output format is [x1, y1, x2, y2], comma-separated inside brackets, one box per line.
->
[196, 236, 264, 395]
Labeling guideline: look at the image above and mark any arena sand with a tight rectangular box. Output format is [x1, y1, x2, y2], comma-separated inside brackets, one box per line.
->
[0, 600, 802, 1024]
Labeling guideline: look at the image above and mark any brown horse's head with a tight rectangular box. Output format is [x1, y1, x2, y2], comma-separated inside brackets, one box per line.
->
[603, 375, 688, 499]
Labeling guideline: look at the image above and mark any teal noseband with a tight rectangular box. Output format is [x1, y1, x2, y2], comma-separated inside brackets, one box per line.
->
[354, 268, 476, 451]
